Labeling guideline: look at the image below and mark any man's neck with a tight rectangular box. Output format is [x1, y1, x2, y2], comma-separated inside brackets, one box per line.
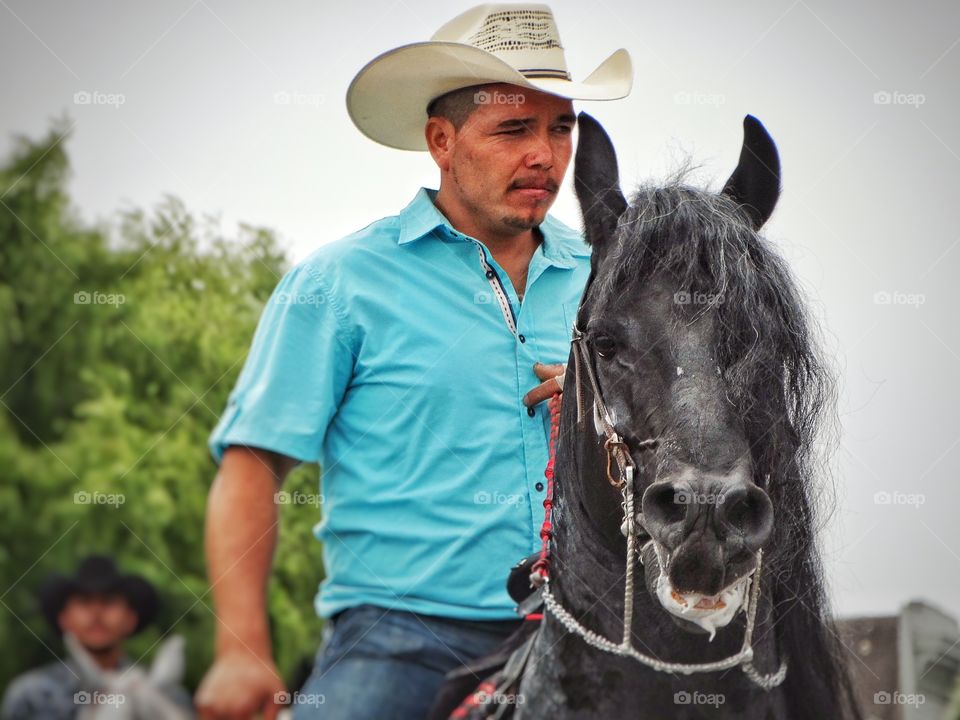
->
[87, 644, 125, 671]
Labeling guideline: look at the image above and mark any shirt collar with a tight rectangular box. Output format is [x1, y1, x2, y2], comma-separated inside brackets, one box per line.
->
[397, 187, 590, 269]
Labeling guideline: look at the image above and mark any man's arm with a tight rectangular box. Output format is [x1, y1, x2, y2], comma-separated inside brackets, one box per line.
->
[195, 446, 298, 720]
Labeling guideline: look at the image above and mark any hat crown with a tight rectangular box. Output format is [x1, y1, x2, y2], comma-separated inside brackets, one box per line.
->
[430, 3, 571, 80]
[78, 554, 120, 579]
[345, 2, 632, 150]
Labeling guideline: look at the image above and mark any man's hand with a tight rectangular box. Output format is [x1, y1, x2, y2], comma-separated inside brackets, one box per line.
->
[523, 362, 566, 409]
[195, 651, 286, 720]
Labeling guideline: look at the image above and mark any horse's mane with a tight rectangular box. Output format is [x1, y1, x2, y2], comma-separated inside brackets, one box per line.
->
[597, 168, 862, 718]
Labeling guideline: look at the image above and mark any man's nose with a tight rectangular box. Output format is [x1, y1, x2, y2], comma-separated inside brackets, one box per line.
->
[523, 134, 554, 169]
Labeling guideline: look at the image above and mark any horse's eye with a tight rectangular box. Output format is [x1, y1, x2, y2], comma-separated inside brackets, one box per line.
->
[593, 335, 617, 359]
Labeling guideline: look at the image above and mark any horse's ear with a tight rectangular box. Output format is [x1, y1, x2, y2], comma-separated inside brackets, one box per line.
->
[721, 115, 781, 229]
[64, 632, 106, 685]
[149, 634, 186, 689]
[574, 112, 627, 250]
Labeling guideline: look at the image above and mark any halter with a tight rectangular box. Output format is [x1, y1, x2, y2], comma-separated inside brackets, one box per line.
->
[531, 323, 788, 691]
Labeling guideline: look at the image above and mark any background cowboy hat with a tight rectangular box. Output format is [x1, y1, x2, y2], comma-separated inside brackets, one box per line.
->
[346, 3, 633, 150]
[39, 555, 159, 635]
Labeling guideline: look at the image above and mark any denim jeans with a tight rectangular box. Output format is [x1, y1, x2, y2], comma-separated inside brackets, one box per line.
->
[292, 604, 522, 719]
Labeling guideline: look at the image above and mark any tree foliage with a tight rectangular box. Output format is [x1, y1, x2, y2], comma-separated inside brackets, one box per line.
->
[0, 122, 325, 692]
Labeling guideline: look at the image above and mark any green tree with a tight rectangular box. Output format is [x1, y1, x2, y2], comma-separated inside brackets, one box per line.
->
[0, 121, 325, 692]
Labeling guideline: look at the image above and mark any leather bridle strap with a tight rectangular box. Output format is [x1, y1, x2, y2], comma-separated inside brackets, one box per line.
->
[570, 324, 659, 490]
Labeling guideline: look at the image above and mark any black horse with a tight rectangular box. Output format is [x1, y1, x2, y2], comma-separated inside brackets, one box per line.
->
[435, 113, 864, 720]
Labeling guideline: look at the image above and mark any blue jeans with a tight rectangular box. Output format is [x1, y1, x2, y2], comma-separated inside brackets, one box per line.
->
[292, 604, 522, 719]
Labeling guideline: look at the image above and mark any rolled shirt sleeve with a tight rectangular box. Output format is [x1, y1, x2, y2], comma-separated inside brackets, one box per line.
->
[208, 259, 355, 466]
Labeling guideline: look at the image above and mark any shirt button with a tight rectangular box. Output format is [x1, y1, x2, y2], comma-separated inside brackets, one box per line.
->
[527, 406, 536, 417]
[518, 334, 526, 343]
[536, 482, 545, 492]
[485, 269, 495, 279]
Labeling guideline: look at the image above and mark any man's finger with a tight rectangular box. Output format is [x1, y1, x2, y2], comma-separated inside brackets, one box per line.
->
[532, 362, 565, 382]
[523, 378, 562, 408]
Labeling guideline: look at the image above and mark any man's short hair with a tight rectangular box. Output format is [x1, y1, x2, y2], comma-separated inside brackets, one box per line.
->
[426, 84, 491, 130]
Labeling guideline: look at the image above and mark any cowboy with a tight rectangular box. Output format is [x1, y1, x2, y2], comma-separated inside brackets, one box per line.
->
[194, 4, 632, 719]
[1, 555, 193, 719]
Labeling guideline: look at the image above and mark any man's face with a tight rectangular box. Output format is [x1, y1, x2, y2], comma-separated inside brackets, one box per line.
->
[58, 592, 138, 653]
[436, 83, 576, 234]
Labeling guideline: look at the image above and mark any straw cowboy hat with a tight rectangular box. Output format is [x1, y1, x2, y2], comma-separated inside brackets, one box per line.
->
[39, 555, 159, 635]
[346, 3, 633, 150]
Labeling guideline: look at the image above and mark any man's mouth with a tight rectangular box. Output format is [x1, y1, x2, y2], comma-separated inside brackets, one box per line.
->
[510, 180, 557, 201]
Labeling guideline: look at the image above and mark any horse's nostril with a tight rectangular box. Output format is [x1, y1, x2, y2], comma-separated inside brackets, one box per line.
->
[718, 485, 774, 549]
[642, 482, 687, 528]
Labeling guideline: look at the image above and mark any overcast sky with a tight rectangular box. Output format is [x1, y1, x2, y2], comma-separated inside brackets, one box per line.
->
[2, 0, 958, 624]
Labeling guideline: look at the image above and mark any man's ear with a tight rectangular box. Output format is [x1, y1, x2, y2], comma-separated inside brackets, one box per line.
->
[574, 112, 627, 252]
[425, 116, 456, 171]
[56, 607, 71, 634]
[721, 115, 781, 229]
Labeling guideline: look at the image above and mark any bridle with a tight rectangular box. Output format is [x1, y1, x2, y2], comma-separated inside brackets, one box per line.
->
[532, 322, 788, 690]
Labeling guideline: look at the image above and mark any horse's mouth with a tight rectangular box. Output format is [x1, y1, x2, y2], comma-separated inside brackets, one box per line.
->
[642, 541, 751, 641]
[672, 589, 727, 611]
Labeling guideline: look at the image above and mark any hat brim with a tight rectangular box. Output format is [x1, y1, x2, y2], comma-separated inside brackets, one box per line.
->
[346, 42, 632, 151]
[39, 572, 159, 636]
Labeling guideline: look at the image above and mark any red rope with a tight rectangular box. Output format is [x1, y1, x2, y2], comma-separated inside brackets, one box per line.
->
[530, 392, 562, 585]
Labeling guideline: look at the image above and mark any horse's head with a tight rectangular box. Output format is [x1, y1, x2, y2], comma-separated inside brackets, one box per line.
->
[570, 112, 814, 639]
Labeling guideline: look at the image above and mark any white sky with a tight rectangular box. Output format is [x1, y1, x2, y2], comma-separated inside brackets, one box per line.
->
[2, 0, 959, 624]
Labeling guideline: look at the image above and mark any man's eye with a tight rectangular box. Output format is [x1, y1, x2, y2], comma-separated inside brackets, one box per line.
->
[553, 125, 573, 134]
[593, 336, 617, 359]
[499, 128, 525, 135]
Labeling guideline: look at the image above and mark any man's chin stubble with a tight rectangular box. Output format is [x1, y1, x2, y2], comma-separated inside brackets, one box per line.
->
[502, 214, 541, 231]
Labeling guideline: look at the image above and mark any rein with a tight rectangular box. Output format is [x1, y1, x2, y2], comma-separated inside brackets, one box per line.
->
[529, 323, 787, 691]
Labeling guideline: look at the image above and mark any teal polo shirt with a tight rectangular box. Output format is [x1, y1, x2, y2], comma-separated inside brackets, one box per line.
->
[208, 187, 591, 620]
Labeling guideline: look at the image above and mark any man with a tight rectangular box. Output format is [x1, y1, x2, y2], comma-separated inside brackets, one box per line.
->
[1, 555, 192, 719]
[195, 4, 632, 719]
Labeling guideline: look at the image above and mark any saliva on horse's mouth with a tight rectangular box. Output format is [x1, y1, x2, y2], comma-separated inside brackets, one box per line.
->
[641, 540, 751, 642]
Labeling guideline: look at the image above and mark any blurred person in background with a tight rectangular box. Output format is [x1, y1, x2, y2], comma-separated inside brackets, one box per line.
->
[1, 554, 193, 719]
